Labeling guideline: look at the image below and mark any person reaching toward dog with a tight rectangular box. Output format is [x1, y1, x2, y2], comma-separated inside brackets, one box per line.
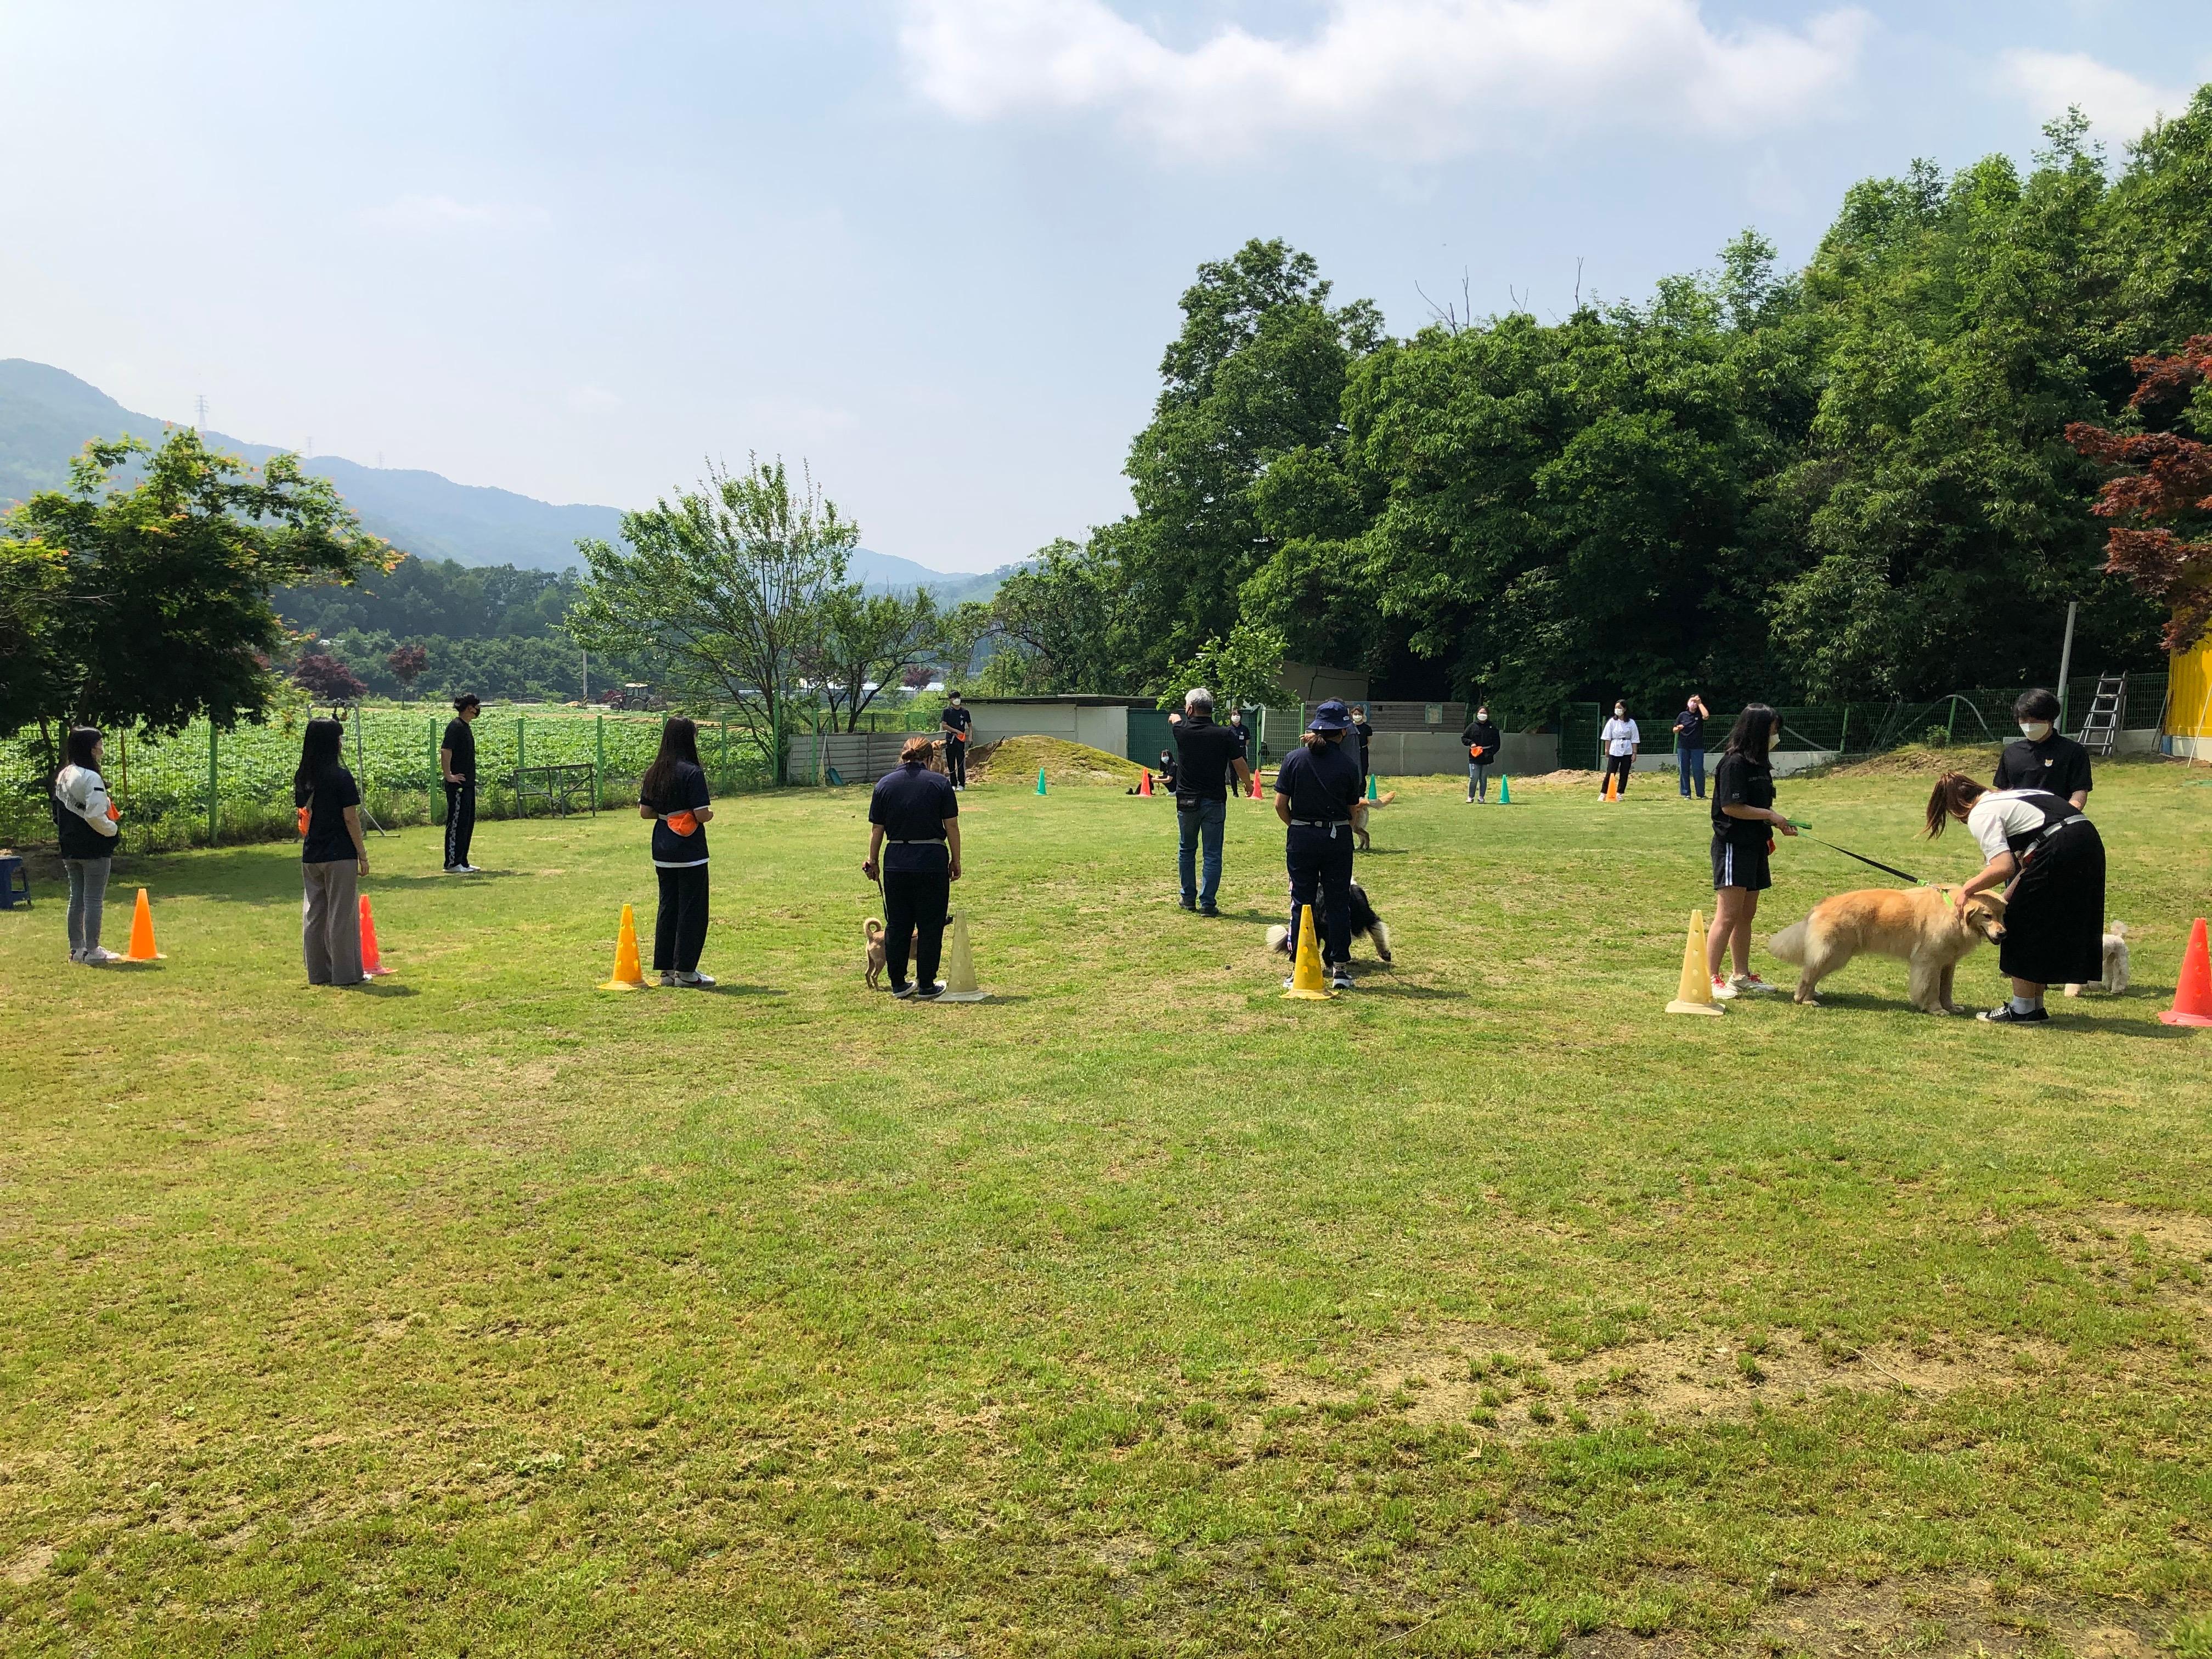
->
[1706, 703, 1796, 998]
[862, 735, 962, 999]
[1925, 772, 2106, 1024]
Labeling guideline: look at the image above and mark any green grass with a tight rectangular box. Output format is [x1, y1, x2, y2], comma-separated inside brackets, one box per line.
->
[4, 758, 2211, 1655]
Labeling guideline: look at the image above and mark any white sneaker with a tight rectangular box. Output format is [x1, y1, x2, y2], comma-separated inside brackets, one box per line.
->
[1710, 975, 1740, 1001]
[81, 946, 125, 966]
[68, 948, 85, 963]
[1329, 969, 1354, 991]
[659, 971, 680, 988]
[1729, 973, 1780, 996]
[461, 865, 486, 874]
[674, 971, 716, 989]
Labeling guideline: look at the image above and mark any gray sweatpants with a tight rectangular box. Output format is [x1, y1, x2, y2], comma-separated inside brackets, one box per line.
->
[302, 859, 363, 986]
[66, 857, 111, 955]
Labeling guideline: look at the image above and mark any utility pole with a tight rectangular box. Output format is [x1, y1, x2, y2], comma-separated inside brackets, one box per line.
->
[582, 648, 589, 704]
[195, 394, 208, 434]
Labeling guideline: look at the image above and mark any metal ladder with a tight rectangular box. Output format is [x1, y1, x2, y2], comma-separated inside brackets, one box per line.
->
[2076, 673, 2126, 755]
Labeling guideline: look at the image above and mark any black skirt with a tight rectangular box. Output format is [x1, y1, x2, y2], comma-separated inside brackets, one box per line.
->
[1999, 819, 2105, 986]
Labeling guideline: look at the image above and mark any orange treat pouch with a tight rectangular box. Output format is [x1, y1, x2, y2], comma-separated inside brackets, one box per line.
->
[297, 805, 311, 836]
[106, 803, 121, 822]
[665, 809, 700, 836]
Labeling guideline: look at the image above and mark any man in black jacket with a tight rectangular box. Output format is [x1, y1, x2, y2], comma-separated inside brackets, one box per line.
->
[1166, 688, 1253, 916]
[1460, 704, 1503, 803]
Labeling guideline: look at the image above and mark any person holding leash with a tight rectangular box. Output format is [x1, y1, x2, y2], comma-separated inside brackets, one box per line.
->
[862, 735, 962, 997]
[1165, 687, 1252, 915]
[1673, 694, 1710, 800]
[638, 716, 715, 988]
[1460, 703, 1502, 803]
[440, 692, 483, 872]
[1991, 689, 2091, 809]
[939, 691, 972, 790]
[53, 725, 122, 963]
[1600, 701, 1639, 797]
[1274, 698, 1363, 990]
[1925, 772, 2106, 1024]
[1706, 703, 1796, 998]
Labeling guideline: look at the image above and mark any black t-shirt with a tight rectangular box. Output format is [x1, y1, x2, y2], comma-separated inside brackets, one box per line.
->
[941, 706, 972, 742]
[1276, 739, 1363, 822]
[641, 760, 711, 866]
[1710, 751, 1775, 843]
[870, 760, 958, 872]
[1675, 707, 1705, 748]
[300, 765, 362, 864]
[1351, 720, 1374, 773]
[442, 717, 477, 782]
[1993, 733, 2091, 799]
[1170, 717, 1246, 803]
[1461, 720, 1502, 762]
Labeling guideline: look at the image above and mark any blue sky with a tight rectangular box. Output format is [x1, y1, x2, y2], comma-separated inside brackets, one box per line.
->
[2, 2, 2204, 572]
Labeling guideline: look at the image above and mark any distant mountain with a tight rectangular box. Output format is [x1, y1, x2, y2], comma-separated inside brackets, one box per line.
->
[0, 358, 1012, 599]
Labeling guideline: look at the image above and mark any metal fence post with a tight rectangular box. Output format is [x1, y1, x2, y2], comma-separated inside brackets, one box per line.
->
[595, 713, 606, 804]
[516, 715, 526, 816]
[1838, 706, 1850, 756]
[207, 722, 219, 846]
[431, 718, 441, 821]
[720, 715, 729, 777]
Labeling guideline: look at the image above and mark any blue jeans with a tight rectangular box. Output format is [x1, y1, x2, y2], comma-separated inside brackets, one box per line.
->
[1467, 760, 1492, 800]
[1177, 795, 1227, 908]
[1679, 748, 1706, 798]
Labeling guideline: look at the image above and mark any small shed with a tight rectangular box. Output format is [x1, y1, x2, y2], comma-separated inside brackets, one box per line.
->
[962, 696, 1160, 759]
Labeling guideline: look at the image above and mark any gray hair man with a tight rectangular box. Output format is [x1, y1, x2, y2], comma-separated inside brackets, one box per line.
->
[1164, 685, 1252, 916]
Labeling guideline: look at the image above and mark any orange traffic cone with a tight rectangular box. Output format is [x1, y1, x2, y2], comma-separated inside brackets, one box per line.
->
[1604, 770, 1619, 803]
[1250, 770, 1265, 800]
[358, 895, 392, 975]
[1139, 770, 1153, 797]
[122, 888, 163, 961]
[598, 902, 652, 991]
[2160, 917, 2212, 1027]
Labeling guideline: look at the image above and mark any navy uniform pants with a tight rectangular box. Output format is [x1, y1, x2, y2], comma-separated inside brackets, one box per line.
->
[883, 867, 951, 990]
[1285, 821, 1355, 967]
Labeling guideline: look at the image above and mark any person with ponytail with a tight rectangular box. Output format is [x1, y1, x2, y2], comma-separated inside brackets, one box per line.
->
[637, 716, 715, 988]
[295, 717, 369, 986]
[1272, 699, 1364, 990]
[1925, 771, 2105, 1024]
[1706, 703, 1796, 998]
[53, 726, 122, 964]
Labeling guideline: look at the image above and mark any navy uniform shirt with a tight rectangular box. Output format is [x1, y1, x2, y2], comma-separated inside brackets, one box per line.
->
[870, 759, 958, 872]
[1675, 706, 1704, 748]
[641, 760, 711, 867]
[1275, 738, 1363, 822]
[1710, 751, 1774, 843]
[940, 704, 972, 742]
[1993, 733, 2091, 800]
[300, 764, 362, 864]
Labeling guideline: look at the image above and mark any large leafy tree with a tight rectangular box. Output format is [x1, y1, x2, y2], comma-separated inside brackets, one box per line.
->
[802, 585, 944, 730]
[0, 428, 387, 741]
[568, 456, 857, 782]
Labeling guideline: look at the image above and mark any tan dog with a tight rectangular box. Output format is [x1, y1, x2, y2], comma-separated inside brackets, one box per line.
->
[2064, 921, 2130, 996]
[1766, 885, 2007, 1014]
[863, 918, 917, 989]
[1350, 789, 1397, 851]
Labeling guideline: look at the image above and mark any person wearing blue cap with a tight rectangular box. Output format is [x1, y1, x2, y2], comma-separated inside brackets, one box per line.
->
[1272, 698, 1363, 990]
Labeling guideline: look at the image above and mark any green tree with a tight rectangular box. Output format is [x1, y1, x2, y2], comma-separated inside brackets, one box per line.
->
[1154, 619, 1290, 712]
[0, 428, 386, 741]
[803, 586, 944, 730]
[568, 457, 857, 782]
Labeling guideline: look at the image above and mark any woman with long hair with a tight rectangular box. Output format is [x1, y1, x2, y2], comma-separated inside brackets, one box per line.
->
[1705, 703, 1797, 998]
[638, 716, 715, 988]
[53, 725, 122, 963]
[295, 717, 369, 986]
[1925, 771, 2105, 1024]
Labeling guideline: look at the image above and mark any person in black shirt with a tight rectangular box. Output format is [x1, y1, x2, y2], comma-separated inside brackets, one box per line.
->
[1348, 704, 1375, 783]
[939, 692, 973, 789]
[440, 692, 482, 872]
[1273, 699, 1364, 989]
[1706, 703, 1796, 999]
[1672, 693, 1709, 800]
[863, 736, 963, 997]
[1226, 709, 1255, 777]
[1460, 703, 1502, 802]
[1991, 688, 2091, 809]
[294, 718, 369, 986]
[638, 716, 715, 988]
[1165, 687, 1253, 915]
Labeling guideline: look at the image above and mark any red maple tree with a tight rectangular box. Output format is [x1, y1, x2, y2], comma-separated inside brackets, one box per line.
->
[2067, 337, 2212, 652]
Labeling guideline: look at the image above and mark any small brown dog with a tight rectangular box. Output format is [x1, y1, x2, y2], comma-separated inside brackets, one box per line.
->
[1766, 885, 2007, 1014]
[863, 918, 916, 988]
[1350, 789, 1397, 851]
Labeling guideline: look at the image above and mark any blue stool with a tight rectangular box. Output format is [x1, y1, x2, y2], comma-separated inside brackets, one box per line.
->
[0, 855, 27, 910]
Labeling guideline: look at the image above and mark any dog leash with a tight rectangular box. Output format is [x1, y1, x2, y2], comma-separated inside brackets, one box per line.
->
[1786, 821, 1926, 887]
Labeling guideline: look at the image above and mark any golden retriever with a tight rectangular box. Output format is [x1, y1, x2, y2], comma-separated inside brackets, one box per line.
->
[1765, 885, 2007, 1014]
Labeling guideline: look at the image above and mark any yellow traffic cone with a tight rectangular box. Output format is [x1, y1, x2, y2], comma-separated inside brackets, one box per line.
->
[937, 912, 989, 1002]
[598, 902, 652, 990]
[1666, 909, 1724, 1015]
[1282, 904, 1335, 1000]
[122, 888, 164, 961]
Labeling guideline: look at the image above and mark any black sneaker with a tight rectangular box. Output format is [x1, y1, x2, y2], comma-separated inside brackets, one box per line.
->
[1977, 1003, 2049, 1024]
[913, 982, 944, 1000]
[1329, 969, 1355, 991]
[1179, 898, 1198, 912]
[1199, 905, 1220, 917]
[891, 983, 916, 1000]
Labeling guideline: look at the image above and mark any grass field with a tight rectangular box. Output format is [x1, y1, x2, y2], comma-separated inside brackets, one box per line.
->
[5, 753, 2211, 1657]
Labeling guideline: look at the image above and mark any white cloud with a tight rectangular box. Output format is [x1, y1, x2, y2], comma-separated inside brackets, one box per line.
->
[356, 193, 550, 233]
[1998, 49, 2189, 144]
[899, 0, 1873, 161]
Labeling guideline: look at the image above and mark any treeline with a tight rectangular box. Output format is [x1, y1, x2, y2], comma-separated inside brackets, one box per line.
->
[978, 97, 2212, 718]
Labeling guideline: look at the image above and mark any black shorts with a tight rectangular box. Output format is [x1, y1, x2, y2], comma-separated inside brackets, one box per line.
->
[1712, 833, 1771, 892]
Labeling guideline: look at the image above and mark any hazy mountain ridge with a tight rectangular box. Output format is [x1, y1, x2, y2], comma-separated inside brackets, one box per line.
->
[0, 358, 1012, 600]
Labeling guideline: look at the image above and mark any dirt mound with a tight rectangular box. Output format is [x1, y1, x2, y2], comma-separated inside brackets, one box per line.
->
[1517, 769, 1607, 788]
[1826, 742, 2004, 778]
[969, 735, 1147, 788]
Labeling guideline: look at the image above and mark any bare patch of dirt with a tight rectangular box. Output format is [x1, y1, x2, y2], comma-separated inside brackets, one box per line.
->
[966, 736, 1144, 788]
[2040, 1205, 2212, 1319]
[4, 1544, 56, 1585]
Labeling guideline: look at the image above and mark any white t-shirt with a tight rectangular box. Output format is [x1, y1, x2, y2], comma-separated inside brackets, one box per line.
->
[1602, 718, 1640, 756]
[1967, 789, 2064, 862]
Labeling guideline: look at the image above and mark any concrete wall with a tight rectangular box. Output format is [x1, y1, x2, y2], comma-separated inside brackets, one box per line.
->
[1075, 704, 1130, 755]
[965, 702, 1133, 757]
[784, 732, 916, 782]
[1358, 730, 1559, 777]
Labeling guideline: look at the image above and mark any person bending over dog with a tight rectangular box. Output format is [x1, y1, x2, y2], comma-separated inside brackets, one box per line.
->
[862, 736, 962, 999]
[1706, 703, 1797, 999]
[1274, 699, 1363, 990]
[1925, 772, 2106, 1024]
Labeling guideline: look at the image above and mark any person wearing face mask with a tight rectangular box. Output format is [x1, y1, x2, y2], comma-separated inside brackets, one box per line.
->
[1600, 702, 1639, 797]
[1706, 703, 1797, 998]
[1460, 703, 1502, 802]
[1991, 689, 2091, 810]
[939, 691, 972, 790]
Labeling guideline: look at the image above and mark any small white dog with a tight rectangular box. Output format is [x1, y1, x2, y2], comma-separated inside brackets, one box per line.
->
[2064, 922, 2130, 997]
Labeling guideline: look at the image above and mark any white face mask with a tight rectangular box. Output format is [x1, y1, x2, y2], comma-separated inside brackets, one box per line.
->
[1613, 707, 1625, 718]
[2019, 721, 2050, 740]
